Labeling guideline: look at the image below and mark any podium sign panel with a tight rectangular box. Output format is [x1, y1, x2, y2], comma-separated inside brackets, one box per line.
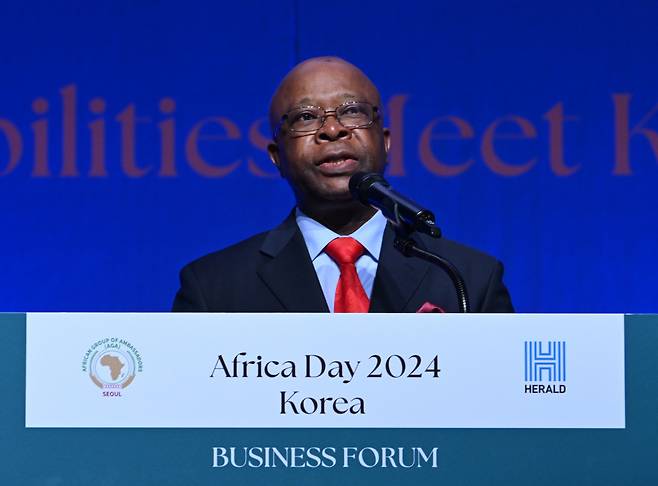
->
[1, 313, 655, 485]
[25, 313, 624, 428]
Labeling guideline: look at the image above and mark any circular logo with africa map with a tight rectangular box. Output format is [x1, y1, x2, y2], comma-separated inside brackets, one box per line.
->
[81, 338, 144, 397]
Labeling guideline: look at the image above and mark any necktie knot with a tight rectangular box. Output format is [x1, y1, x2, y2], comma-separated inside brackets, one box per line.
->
[324, 237, 365, 265]
[323, 237, 369, 313]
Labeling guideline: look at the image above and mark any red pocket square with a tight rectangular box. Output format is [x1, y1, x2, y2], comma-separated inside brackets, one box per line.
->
[416, 302, 445, 313]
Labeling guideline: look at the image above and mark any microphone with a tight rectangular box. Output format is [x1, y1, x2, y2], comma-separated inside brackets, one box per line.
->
[350, 172, 469, 312]
[349, 172, 441, 238]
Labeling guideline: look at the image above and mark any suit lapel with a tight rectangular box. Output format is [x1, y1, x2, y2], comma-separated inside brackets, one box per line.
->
[257, 213, 329, 312]
[257, 215, 432, 313]
[369, 224, 431, 312]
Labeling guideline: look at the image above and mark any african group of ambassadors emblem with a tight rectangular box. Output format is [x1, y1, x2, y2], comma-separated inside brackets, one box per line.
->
[81, 337, 143, 397]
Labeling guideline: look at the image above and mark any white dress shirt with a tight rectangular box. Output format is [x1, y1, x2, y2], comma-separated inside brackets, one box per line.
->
[296, 208, 387, 312]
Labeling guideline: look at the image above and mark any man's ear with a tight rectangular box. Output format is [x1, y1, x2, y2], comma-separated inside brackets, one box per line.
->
[267, 141, 282, 173]
[383, 127, 391, 155]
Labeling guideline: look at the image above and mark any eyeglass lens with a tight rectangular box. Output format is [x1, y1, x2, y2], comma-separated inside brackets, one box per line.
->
[287, 102, 374, 132]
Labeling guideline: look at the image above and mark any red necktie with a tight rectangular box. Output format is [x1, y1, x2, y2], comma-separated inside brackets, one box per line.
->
[324, 237, 370, 313]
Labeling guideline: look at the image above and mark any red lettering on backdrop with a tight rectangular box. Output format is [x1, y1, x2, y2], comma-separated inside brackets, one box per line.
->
[158, 98, 177, 177]
[543, 102, 580, 176]
[31, 98, 50, 177]
[60, 85, 78, 177]
[613, 93, 658, 176]
[88, 98, 107, 177]
[386, 95, 409, 176]
[116, 104, 152, 178]
[418, 116, 474, 176]
[481, 116, 537, 176]
[185, 117, 241, 177]
[247, 117, 278, 178]
[4, 86, 657, 180]
[0, 119, 22, 176]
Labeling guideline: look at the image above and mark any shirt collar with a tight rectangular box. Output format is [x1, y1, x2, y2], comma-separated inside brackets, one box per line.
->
[295, 208, 387, 262]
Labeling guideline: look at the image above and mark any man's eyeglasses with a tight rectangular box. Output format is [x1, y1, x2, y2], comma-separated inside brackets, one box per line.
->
[273, 101, 379, 140]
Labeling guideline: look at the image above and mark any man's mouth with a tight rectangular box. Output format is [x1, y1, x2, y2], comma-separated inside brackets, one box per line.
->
[316, 152, 359, 175]
[316, 158, 359, 175]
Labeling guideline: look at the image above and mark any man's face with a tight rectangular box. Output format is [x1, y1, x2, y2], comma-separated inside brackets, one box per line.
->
[268, 61, 390, 208]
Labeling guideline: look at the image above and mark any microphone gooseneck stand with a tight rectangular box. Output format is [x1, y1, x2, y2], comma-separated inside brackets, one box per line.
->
[348, 171, 471, 312]
[393, 228, 471, 313]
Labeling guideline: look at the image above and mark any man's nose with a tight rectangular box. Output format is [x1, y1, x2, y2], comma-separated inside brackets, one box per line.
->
[315, 114, 351, 142]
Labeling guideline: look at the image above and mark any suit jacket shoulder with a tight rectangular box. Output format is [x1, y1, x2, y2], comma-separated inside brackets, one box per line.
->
[172, 231, 270, 312]
[419, 234, 513, 312]
[368, 227, 513, 313]
[172, 214, 330, 312]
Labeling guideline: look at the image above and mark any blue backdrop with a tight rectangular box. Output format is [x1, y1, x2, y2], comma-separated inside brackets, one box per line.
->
[1, 0, 656, 312]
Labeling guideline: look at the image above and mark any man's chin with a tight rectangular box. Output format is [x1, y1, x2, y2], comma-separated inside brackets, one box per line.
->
[315, 178, 354, 201]
[320, 189, 354, 203]
[303, 188, 357, 209]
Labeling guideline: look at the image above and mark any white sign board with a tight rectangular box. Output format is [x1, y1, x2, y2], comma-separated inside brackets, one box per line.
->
[25, 313, 625, 428]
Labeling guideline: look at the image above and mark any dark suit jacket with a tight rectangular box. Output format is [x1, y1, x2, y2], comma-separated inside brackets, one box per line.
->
[172, 214, 514, 313]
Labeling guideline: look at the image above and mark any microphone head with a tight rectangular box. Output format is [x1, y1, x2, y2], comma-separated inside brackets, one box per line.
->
[349, 172, 388, 203]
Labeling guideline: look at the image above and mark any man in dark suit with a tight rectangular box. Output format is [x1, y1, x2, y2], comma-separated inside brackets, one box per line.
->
[173, 57, 513, 313]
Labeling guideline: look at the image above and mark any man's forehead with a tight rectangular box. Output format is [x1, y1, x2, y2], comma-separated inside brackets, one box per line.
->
[270, 58, 380, 119]
[280, 74, 376, 103]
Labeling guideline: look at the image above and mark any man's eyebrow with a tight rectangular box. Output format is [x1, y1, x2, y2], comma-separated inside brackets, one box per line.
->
[285, 97, 315, 112]
[286, 93, 362, 111]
